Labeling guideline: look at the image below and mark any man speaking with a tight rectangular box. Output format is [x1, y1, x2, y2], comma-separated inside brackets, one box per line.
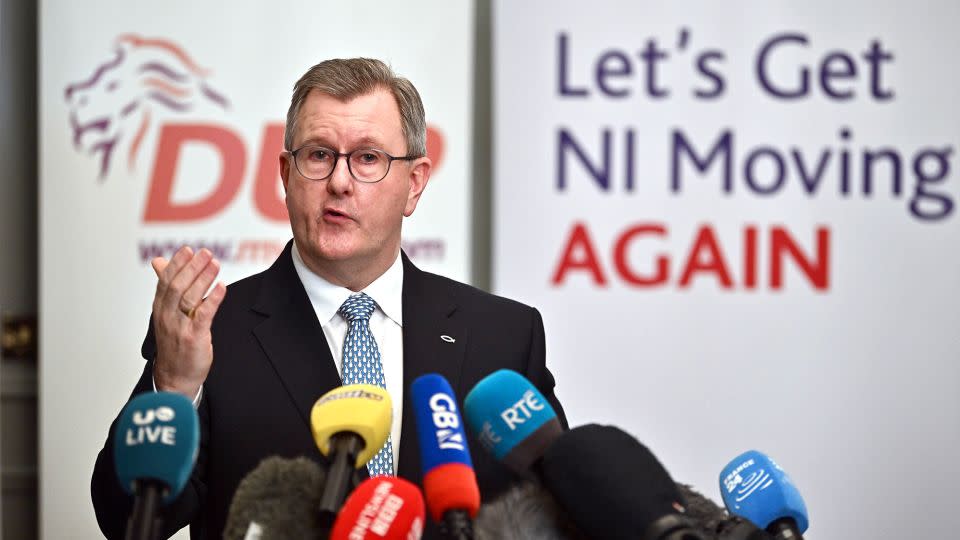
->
[91, 58, 566, 539]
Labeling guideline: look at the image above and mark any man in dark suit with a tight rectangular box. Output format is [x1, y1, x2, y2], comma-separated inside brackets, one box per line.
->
[91, 58, 565, 539]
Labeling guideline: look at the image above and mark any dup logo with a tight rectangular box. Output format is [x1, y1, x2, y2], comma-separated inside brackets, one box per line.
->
[63, 34, 449, 266]
[64, 34, 230, 181]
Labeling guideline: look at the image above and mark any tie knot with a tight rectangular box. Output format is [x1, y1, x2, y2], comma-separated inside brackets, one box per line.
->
[338, 292, 377, 322]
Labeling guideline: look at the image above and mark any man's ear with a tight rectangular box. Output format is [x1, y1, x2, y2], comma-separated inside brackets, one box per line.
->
[279, 151, 291, 194]
[403, 156, 432, 217]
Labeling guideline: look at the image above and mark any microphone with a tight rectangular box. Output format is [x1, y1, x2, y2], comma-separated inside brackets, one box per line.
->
[330, 476, 426, 540]
[539, 424, 707, 540]
[411, 374, 480, 539]
[112, 391, 199, 540]
[475, 482, 587, 540]
[462, 369, 563, 474]
[222, 456, 328, 540]
[677, 484, 774, 540]
[310, 384, 393, 526]
[719, 450, 808, 540]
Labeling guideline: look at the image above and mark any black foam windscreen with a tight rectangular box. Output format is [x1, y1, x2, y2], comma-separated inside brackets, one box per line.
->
[222, 456, 328, 540]
[540, 424, 688, 540]
[678, 483, 728, 533]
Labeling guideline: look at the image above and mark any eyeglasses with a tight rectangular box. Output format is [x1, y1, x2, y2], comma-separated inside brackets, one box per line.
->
[288, 144, 419, 183]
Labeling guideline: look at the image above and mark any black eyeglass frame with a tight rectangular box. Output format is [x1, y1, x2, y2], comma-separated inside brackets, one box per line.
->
[287, 144, 420, 184]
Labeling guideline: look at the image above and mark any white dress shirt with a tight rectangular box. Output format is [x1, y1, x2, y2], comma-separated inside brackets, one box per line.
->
[291, 242, 404, 471]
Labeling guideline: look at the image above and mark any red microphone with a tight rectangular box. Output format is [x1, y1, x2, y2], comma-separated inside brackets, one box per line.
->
[330, 477, 426, 540]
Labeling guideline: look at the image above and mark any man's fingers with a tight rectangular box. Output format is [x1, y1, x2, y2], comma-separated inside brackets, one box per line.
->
[151, 257, 169, 278]
[192, 282, 227, 326]
[161, 246, 195, 283]
[179, 258, 221, 315]
[161, 248, 212, 311]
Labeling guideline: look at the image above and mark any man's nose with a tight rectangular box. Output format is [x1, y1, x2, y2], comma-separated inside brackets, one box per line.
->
[326, 155, 353, 195]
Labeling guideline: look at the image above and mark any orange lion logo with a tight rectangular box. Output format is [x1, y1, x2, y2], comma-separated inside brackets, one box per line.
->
[65, 34, 229, 179]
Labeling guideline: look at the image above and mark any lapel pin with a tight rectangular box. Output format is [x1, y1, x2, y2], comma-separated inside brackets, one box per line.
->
[440, 335, 455, 343]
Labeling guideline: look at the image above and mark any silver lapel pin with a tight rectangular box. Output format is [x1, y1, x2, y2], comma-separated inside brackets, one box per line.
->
[440, 335, 456, 343]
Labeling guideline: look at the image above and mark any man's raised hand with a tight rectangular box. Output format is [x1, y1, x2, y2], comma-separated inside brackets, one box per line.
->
[150, 246, 227, 399]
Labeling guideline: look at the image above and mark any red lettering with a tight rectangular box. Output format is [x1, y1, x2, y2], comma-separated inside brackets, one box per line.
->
[744, 226, 758, 289]
[144, 124, 245, 221]
[252, 123, 288, 222]
[613, 224, 669, 286]
[551, 222, 607, 285]
[770, 226, 830, 290]
[678, 225, 734, 288]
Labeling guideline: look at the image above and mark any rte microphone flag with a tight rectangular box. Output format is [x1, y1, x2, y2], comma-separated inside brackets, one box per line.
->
[463, 369, 563, 474]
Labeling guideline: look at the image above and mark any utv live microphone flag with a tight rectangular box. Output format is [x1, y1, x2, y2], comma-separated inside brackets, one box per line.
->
[410, 374, 480, 538]
[719, 450, 809, 540]
[462, 369, 563, 474]
[311, 384, 393, 526]
[113, 391, 200, 540]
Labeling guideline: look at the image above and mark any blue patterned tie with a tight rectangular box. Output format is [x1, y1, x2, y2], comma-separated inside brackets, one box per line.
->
[338, 292, 394, 477]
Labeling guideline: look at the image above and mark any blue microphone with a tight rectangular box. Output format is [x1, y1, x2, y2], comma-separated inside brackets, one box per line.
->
[411, 374, 479, 539]
[113, 391, 200, 540]
[462, 369, 563, 474]
[719, 450, 808, 540]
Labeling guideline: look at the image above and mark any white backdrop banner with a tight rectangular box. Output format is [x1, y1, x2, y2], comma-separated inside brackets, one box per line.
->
[39, 1, 473, 537]
[494, 1, 959, 539]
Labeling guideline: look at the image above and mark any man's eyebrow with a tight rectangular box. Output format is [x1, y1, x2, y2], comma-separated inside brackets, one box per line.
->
[350, 136, 388, 149]
[297, 137, 333, 148]
[296, 136, 389, 150]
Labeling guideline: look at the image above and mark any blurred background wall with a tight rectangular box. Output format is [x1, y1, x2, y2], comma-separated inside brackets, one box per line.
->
[4, 1, 960, 539]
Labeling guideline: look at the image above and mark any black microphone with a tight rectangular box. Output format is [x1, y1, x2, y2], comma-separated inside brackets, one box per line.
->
[222, 456, 330, 540]
[540, 424, 707, 540]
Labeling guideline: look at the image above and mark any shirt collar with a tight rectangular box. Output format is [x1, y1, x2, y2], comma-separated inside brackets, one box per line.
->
[291, 241, 404, 326]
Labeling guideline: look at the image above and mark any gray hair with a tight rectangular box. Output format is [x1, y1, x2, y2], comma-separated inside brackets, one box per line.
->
[284, 58, 426, 157]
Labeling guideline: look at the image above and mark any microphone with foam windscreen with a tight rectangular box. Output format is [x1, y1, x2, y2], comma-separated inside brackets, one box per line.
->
[540, 424, 707, 540]
[411, 374, 480, 539]
[677, 484, 773, 540]
[474, 482, 587, 540]
[310, 384, 393, 526]
[113, 391, 199, 540]
[222, 456, 328, 540]
[462, 369, 564, 475]
[330, 476, 426, 540]
[719, 450, 808, 540]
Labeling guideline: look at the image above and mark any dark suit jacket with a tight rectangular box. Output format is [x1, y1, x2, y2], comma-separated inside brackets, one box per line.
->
[91, 242, 566, 539]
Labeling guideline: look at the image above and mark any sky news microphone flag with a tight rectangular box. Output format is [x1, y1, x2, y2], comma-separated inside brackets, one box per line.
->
[113, 391, 200, 540]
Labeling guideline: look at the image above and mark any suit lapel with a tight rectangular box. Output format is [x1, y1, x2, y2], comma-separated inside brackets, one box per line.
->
[397, 252, 469, 481]
[251, 242, 342, 428]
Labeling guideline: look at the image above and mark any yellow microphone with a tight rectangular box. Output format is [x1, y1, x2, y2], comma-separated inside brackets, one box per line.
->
[310, 384, 392, 525]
